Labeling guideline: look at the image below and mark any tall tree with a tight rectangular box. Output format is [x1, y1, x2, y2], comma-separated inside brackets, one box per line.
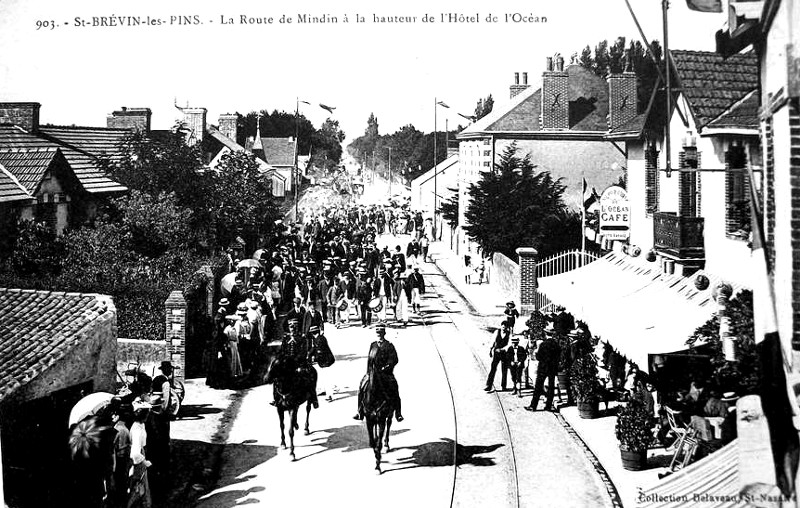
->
[463, 143, 580, 259]
[474, 94, 494, 120]
[439, 188, 459, 228]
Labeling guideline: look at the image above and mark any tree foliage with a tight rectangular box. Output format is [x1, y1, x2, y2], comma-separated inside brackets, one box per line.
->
[577, 36, 663, 113]
[439, 187, 459, 229]
[463, 143, 580, 259]
[686, 289, 760, 395]
[474, 94, 494, 120]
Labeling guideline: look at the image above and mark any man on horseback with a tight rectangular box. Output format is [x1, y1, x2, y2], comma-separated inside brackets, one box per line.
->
[353, 324, 404, 422]
[274, 319, 319, 409]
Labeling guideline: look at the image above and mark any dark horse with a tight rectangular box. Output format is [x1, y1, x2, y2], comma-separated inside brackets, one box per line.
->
[265, 356, 318, 460]
[360, 367, 396, 474]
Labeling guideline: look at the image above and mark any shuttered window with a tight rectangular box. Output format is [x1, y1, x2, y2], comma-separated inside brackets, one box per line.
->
[724, 144, 749, 238]
[645, 144, 659, 215]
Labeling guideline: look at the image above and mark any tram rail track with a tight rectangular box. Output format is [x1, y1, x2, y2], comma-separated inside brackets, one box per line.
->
[417, 268, 521, 508]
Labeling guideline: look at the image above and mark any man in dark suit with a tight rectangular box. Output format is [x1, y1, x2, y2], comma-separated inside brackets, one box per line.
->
[285, 297, 306, 332]
[525, 326, 561, 411]
[392, 246, 407, 272]
[485, 321, 511, 392]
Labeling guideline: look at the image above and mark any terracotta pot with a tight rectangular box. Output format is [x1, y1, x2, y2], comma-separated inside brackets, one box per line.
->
[620, 448, 647, 471]
[577, 400, 599, 419]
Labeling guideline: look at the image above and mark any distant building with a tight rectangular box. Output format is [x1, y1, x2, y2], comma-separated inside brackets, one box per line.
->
[455, 56, 627, 255]
[0, 102, 129, 237]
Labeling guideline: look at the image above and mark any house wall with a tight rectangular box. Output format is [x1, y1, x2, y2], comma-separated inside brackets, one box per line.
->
[37, 169, 70, 234]
[411, 162, 458, 214]
[760, 0, 800, 362]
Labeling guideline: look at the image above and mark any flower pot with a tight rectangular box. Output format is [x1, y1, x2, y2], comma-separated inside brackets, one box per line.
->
[620, 448, 647, 471]
[577, 400, 599, 419]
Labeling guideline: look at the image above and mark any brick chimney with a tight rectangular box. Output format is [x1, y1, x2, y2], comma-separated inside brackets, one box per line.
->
[541, 55, 569, 129]
[218, 113, 240, 144]
[510, 72, 530, 99]
[0, 102, 41, 133]
[107, 107, 152, 131]
[182, 107, 207, 146]
[607, 54, 637, 130]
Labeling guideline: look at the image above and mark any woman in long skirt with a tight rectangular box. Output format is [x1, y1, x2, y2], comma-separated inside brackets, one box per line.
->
[128, 404, 152, 508]
[393, 274, 410, 326]
[225, 316, 244, 379]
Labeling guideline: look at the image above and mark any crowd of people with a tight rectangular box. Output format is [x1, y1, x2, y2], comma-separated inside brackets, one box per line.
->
[205, 203, 432, 391]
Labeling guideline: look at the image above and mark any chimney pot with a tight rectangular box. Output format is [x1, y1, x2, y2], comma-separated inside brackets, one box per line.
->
[556, 56, 565, 72]
[546, 57, 553, 71]
[522, 72, 528, 85]
[514, 72, 520, 85]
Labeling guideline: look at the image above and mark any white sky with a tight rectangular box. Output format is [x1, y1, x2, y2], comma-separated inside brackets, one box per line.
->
[0, 0, 728, 144]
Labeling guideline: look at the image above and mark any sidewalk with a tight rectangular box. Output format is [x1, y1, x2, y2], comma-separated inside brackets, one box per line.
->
[429, 240, 672, 508]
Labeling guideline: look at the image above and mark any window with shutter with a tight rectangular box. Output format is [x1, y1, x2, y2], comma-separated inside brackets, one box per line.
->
[724, 144, 749, 238]
[645, 144, 659, 215]
[678, 148, 699, 217]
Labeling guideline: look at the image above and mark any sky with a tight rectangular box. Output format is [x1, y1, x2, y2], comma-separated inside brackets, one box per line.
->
[0, 0, 729, 145]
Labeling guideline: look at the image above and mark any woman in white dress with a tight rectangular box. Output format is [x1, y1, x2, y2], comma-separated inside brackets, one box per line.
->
[128, 402, 152, 508]
[392, 273, 411, 326]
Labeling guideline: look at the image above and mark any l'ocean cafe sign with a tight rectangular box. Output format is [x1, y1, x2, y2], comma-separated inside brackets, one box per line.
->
[599, 186, 630, 240]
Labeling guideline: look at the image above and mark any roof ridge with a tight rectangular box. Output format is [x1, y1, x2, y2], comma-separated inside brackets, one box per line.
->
[0, 146, 58, 153]
[41, 124, 133, 132]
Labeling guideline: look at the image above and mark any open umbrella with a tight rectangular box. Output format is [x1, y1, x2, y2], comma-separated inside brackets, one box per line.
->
[68, 392, 115, 427]
[220, 272, 238, 296]
[68, 416, 112, 461]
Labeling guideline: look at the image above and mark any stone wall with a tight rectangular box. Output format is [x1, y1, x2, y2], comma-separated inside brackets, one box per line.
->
[492, 252, 520, 302]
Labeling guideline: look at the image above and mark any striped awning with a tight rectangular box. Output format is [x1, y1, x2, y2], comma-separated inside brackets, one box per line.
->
[537, 252, 746, 368]
[638, 441, 746, 507]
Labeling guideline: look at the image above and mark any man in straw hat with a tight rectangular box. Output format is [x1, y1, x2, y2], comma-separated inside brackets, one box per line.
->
[525, 323, 561, 412]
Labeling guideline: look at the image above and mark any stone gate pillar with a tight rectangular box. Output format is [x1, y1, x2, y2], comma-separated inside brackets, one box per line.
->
[165, 291, 186, 384]
[516, 247, 538, 316]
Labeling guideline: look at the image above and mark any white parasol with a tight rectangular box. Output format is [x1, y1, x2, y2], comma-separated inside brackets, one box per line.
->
[68, 391, 115, 427]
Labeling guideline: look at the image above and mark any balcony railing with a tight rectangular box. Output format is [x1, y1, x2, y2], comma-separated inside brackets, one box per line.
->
[653, 212, 705, 260]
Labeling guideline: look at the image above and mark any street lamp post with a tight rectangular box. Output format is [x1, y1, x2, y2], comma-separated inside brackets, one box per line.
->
[434, 98, 450, 240]
[388, 146, 392, 197]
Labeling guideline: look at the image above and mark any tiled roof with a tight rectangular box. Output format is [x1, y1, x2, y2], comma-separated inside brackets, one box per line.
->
[671, 50, 758, 129]
[0, 148, 59, 194]
[0, 125, 128, 195]
[261, 137, 296, 166]
[0, 163, 32, 203]
[460, 64, 610, 136]
[705, 89, 759, 130]
[0, 289, 114, 402]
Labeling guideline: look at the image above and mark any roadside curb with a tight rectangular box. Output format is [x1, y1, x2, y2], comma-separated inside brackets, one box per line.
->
[553, 411, 624, 508]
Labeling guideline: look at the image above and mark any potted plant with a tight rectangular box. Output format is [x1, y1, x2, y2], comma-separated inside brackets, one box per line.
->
[615, 400, 652, 470]
[569, 340, 601, 419]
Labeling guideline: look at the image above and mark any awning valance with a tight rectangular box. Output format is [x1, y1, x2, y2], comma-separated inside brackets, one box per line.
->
[638, 440, 745, 507]
[537, 252, 744, 368]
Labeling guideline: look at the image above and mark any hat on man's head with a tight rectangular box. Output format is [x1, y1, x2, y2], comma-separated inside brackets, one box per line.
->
[721, 392, 739, 403]
[567, 328, 582, 337]
[544, 323, 556, 335]
[556, 305, 566, 312]
[219, 298, 230, 307]
[506, 301, 515, 308]
[236, 303, 248, 316]
[375, 323, 386, 333]
[309, 325, 320, 334]
[511, 337, 520, 343]
[288, 318, 300, 328]
[159, 361, 174, 373]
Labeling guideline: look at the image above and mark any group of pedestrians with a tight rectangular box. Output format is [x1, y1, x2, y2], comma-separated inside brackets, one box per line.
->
[483, 306, 585, 413]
